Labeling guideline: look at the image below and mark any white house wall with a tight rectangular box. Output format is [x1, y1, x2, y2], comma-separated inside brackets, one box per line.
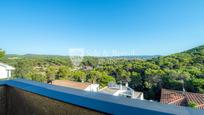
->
[85, 84, 99, 92]
[0, 66, 8, 79]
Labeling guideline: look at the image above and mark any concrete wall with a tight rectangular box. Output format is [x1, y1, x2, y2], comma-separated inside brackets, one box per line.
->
[6, 87, 105, 115]
[0, 86, 6, 115]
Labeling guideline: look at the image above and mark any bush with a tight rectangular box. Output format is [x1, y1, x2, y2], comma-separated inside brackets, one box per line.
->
[188, 101, 197, 108]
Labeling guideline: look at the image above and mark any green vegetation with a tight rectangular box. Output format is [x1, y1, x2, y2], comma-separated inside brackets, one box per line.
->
[1, 45, 204, 100]
[188, 101, 197, 108]
[0, 49, 5, 58]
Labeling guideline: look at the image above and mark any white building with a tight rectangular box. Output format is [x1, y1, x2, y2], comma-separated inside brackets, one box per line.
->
[0, 62, 15, 79]
[51, 80, 143, 100]
[99, 83, 144, 100]
[51, 80, 99, 92]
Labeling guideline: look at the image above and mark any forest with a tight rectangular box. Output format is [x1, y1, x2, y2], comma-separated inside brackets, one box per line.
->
[1, 45, 204, 100]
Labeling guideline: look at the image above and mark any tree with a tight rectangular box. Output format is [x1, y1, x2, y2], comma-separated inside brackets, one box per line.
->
[129, 72, 143, 91]
[186, 78, 204, 93]
[161, 69, 186, 90]
[46, 66, 58, 82]
[82, 56, 99, 68]
[14, 60, 32, 78]
[0, 49, 5, 58]
[115, 69, 130, 83]
[87, 70, 101, 84]
[185, 66, 202, 77]
[27, 70, 46, 82]
[98, 72, 115, 87]
[56, 66, 71, 79]
[72, 70, 86, 82]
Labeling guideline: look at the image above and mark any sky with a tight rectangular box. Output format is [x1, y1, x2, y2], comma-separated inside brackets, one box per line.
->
[0, 0, 204, 56]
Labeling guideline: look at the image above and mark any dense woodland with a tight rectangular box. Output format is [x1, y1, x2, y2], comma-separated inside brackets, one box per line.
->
[1, 45, 204, 100]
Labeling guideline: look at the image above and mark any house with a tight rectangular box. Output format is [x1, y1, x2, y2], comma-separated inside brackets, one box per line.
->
[99, 83, 144, 100]
[51, 80, 99, 92]
[0, 62, 15, 79]
[160, 88, 204, 109]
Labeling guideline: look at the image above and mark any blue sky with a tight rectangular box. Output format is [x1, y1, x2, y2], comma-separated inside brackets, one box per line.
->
[0, 0, 204, 56]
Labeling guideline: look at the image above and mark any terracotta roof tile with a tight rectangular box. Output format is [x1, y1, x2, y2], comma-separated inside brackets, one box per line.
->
[185, 92, 204, 105]
[160, 89, 185, 105]
[160, 88, 204, 109]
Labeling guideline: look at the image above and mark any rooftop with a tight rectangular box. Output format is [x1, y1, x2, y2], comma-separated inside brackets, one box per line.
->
[0, 79, 204, 115]
[51, 80, 91, 90]
[99, 83, 143, 99]
[0, 62, 15, 70]
[99, 87, 118, 94]
[160, 88, 204, 109]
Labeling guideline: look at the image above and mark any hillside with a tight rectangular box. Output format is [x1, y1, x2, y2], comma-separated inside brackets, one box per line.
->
[184, 45, 204, 55]
[150, 45, 204, 69]
[147, 45, 204, 98]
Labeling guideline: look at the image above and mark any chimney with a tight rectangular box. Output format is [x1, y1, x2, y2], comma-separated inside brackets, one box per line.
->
[183, 87, 185, 92]
[182, 87, 186, 95]
[125, 82, 128, 87]
[181, 79, 185, 94]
